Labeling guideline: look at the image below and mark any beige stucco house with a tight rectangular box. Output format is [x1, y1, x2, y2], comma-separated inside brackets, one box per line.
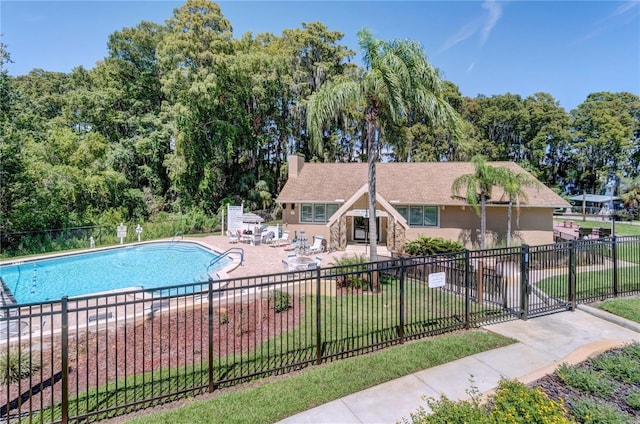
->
[276, 155, 569, 252]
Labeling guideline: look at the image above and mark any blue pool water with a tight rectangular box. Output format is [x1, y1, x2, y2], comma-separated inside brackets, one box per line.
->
[0, 242, 229, 304]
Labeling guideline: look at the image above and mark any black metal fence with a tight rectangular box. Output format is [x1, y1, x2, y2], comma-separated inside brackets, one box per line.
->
[2, 236, 640, 423]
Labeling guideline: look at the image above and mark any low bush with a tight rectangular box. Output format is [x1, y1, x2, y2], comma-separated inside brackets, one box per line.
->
[404, 236, 464, 256]
[404, 378, 573, 424]
[625, 389, 640, 409]
[331, 255, 370, 289]
[269, 290, 291, 313]
[556, 363, 619, 398]
[569, 397, 635, 424]
[0, 349, 40, 383]
[591, 351, 640, 384]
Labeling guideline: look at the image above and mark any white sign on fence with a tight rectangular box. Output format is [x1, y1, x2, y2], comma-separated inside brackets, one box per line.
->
[428, 272, 446, 288]
[227, 205, 243, 234]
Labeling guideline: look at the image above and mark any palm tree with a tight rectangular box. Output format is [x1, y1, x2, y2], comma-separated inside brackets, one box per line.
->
[621, 175, 640, 213]
[307, 28, 461, 262]
[496, 167, 536, 247]
[451, 155, 501, 250]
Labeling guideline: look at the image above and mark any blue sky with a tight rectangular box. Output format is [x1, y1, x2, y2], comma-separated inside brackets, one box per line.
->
[2, 1, 639, 111]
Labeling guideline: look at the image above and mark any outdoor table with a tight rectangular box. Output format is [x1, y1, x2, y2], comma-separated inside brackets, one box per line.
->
[286, 256, 317, 271]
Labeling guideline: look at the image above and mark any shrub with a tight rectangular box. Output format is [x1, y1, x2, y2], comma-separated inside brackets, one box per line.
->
[269, 290, 291, 313]
[569, 397, 635, 424]
[625, 389, 640, 409]
[218, 308, 229, 324]
[404, 236, 464, 256]
[403, 379, 573, 424]
[556, 363, 619, 397]
[490, 379, 573, 423]
[405, 381, 488, 424]
[331, 255, 370, 289]
[0, 349, 40, 383]
[591, 351, 640, 384]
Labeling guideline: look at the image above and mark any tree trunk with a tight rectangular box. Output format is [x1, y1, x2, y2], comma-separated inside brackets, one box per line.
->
[507, 201, 513, 247]
[366, 117, 378, 264]
[480, 195, 487, 250]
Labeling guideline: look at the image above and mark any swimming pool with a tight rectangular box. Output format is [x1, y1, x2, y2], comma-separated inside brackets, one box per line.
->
[0, 242, 230, 304]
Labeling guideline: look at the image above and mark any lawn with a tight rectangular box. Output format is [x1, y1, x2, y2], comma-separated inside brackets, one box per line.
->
[535, 265, 640, 300]
[124, 331, 513, 424]
[598, 296, 640, 323]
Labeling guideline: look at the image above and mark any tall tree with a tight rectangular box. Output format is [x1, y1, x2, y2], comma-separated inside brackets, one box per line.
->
[307, 28, 461, 262]
[569, 92, 639, 194]
[451, 155, 503, 249]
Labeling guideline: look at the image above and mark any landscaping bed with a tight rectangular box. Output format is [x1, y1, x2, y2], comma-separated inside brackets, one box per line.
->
[533, 342, 640, 423]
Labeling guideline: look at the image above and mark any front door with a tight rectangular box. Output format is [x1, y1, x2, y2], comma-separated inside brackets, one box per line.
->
[353, 217, 380, 242]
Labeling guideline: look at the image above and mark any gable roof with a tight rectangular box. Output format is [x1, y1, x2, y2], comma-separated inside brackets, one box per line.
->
[277, 161, 568, 208]
[326, 183, 409, 228]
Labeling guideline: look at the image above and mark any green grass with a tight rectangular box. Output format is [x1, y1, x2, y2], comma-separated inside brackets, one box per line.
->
[126, 331, 514, 424]
[536, 266, 640, 299]
[598, 296, 640, 323]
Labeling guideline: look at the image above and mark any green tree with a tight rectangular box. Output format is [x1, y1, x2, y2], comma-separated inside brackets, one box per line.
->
[496, 167, 536, 247]
[451, 155, 503, 249]
[620, 175, 640, 218]
[569, 92, 639, 194]
[307, 28, 461, 262]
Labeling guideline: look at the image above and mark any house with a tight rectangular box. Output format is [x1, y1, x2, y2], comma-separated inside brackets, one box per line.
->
[276, 155, 569, 252]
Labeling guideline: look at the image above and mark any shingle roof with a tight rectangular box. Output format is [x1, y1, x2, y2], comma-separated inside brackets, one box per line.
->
[276, 161, 568, 207]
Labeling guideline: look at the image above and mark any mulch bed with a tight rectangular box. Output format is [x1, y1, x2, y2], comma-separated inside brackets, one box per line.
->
[3, 295, 302, 418]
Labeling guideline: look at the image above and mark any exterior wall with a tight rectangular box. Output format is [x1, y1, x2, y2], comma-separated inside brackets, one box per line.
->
[284, 201, 555, 252]
[401, 205, 554, 249]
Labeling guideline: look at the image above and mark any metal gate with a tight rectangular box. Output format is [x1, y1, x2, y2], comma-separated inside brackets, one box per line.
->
[525, 242, 573, 317]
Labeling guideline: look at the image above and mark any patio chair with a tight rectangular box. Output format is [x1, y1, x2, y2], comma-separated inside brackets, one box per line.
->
[307, 236, 325, 254]
[227, 230, 239, 243]
[274, 231, 291, 247]
[262, 230, 275, 244]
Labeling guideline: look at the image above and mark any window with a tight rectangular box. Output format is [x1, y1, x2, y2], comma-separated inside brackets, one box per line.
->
[395, 205, 438, 227]
[301, 204, 313, 222]
[314, 204, 326, 222]
[300, 203, 340, 223]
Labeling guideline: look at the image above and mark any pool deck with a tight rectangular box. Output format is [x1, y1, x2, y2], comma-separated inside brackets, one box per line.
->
[196, 235, 381, 278]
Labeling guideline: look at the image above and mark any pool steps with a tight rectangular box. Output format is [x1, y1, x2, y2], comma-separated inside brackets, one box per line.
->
[0, 277, 18, 314]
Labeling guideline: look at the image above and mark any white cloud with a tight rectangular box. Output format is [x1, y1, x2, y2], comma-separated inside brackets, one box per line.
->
[611, 1, 639, 18]
[480, 0, 503, 46]
[467, 62, 476, 73]
[440, 0, 504, 52]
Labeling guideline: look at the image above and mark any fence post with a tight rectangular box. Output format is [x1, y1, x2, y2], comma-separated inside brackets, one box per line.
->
[464, 250, 471, 329]
[568, 240, 576, 311]
[315, 268, 322, 365]
[520, 245, 529, 320]
[399, 258, 405, 343]
[207, 279, 215, 393]
[61, 297, 69, 424]
[612, 236, 618, 297]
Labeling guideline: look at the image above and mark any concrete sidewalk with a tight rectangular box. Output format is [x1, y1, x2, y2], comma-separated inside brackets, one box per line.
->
[278, 308, 640, 424]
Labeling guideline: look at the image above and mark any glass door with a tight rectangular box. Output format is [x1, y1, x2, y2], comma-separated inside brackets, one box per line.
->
[353, 217, 379, 242]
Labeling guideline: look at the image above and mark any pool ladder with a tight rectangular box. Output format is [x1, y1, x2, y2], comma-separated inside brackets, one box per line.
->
[207, 247, 244, 276]
[169, 231, 184, 247]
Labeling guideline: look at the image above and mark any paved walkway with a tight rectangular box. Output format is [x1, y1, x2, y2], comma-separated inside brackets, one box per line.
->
[278, 306, 640, 424]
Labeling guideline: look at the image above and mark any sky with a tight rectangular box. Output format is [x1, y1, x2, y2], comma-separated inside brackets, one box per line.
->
[1, 0, 639, 112]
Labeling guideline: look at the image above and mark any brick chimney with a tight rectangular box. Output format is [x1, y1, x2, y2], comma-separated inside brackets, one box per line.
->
[288, 154, 305, 178]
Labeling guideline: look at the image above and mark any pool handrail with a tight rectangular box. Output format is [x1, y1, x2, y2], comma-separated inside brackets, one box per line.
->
[207, 247, 244, 272]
